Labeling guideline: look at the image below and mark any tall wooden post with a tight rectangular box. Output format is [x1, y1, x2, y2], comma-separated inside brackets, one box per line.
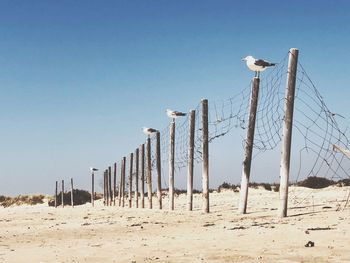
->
[118, 159, 123, 206]
[187, 110, 195, 211]
[113, 163, 117, 206]
[140, 144, 145, 208]
[169, 121, 175, 210]
[108, 166, 112, 205]
[55, 181, 58, 208]
[238, 77, 260, 214]
[129, 153, 134, 208]
[122, 157, 126, 207]
[147, 137, 153, 209]
[103, 170, 108, 206]
[156, 131, 162, 209]
[106, 169, 109, 206]
[102, 171, 105, 205]
[135, 148, 139, 208]
[70, 178, 74, 207]
[279, 48, 299, 218]
[61, 180, 64, 208]
[202, 99, 209, 213]
[91, 171, 94, 207]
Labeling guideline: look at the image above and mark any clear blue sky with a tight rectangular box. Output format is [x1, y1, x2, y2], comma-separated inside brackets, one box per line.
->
[1, 0, 349, 196]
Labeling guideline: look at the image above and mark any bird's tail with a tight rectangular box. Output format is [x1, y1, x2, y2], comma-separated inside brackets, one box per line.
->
[269, 63, 277, 66]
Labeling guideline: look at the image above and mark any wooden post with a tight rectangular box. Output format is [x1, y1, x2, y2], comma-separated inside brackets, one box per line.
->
[122, 157, 126, 207]
[113, 162, 117, 206]
[129, 153, 134, 208]
[91, 171, 94, 207]
[135, 148, 139, 208]
[118, 159, 123, 206]
[238, 78, 260, 214]
[140, 144, 145, 208]
[202, 99, 209, 213]
[169, 121, 175, 210]
[104, 170, 107, 206]
[156, 131, 162, 209]
[108, 166, 112, 205]
[147, 137, 153, 209]
[55, 181, 58, 208]
[105, 169, 109, 206]
[187, 110, 195, 211]
[279, 48, 299, 218]
[70, 178, 74, 207]
[61, 179, 64, 208]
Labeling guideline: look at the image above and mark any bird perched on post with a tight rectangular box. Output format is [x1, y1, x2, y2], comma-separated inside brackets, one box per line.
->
[90, 167, 98, 172]
[166, 109, 186, 120]
[242, 55, 276, 77]
[142, 127, 158, 136]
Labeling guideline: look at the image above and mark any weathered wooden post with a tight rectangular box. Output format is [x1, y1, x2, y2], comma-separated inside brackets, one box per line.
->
[55, 181, 58, 208]
[61, 180, 64, 208]
[156, 131, 162, 209]
[147, 137, 153, 209]
[202, 99, 209, 213]
[187, 110, 195, 211]
[102, 170, 105, 206]
[238, 77, 260, 214]
[169, 120, 175, 210]
[122, 156, 126, 207]
[105, 169, 109, 206]
[135, 148, 139, 208]
[103, 170, 108, 206]
[129, 153, 134, 208]
[91, 171, 95, 207]
[113, 162, 117, 206]
[70, 178, 74, 207]
[118, 158, 123, 206]
[108, 166, 112, 205]
[140, 144, 145, 208]
[279, 48, 299, 218]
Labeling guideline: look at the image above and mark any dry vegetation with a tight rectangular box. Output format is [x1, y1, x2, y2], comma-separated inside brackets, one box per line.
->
[0, 194, 45, 208]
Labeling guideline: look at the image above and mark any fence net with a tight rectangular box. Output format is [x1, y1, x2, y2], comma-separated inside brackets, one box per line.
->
[105, 50, 350, 208]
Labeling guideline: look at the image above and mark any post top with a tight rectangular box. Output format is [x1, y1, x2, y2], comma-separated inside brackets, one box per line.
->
[290, 48, 299, 52]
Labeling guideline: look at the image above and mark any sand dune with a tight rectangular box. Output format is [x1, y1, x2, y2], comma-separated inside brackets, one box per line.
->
[0, 186, 349, 262]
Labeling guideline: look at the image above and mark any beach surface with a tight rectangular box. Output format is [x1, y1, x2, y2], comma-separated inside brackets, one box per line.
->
[1, 186, 349, 262]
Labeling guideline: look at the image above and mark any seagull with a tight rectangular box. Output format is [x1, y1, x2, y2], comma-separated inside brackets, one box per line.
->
[242, 55, 276, 77]
[90, 167, 98, 172]
[166, 109, 187, 119]
[142, 127, 158, 136]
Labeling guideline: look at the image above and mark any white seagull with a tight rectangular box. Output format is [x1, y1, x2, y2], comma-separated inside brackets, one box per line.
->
[90, 167, 98, 172]
[142, 127, 158, 136]
[242, 55, 276, 77]
[166, 109, 187, 119]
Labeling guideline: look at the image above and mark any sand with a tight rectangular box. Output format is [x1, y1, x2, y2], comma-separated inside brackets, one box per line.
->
[0, 186, 349, 263]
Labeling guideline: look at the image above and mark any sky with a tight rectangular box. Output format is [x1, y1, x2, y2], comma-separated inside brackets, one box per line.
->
[1, 0, 350, 196]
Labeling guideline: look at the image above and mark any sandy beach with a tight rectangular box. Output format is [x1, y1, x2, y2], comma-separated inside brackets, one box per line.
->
[1, 186, 349, 263]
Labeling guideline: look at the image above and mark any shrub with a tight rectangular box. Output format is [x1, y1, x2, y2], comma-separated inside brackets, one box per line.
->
[297, 176, 335, 189]
[0, 195, 45, 207]
[48, 189, 91, 207]
[217, 182, 239, 192]
[337, 178, 350, 186]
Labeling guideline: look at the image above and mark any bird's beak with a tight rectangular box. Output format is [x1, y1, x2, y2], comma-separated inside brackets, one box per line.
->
[241, 57, 246, 61]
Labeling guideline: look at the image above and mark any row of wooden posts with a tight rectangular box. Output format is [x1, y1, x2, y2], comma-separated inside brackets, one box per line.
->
[54, 48, 298, 218]
[92, 100, 209, 212]
[54, 178, 74, 208]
